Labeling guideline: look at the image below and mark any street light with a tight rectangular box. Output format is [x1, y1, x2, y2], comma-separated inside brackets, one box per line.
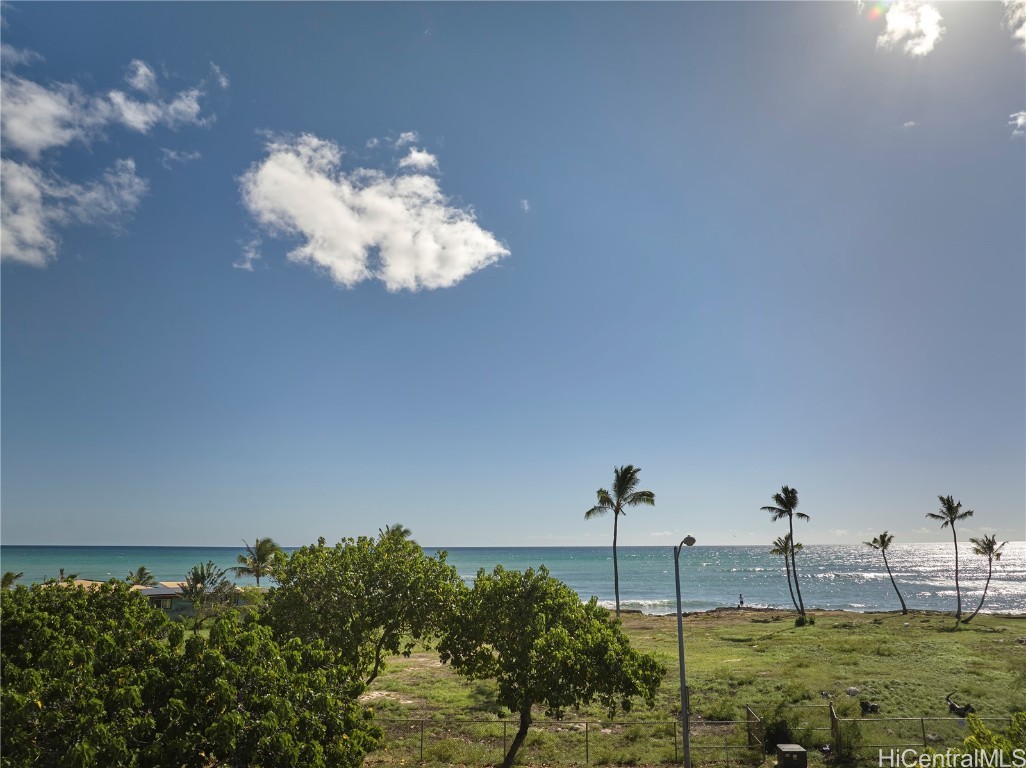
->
[674, 535, 697, 768]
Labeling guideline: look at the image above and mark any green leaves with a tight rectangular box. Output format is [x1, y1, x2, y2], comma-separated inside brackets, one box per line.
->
[1, 581, 378, 767]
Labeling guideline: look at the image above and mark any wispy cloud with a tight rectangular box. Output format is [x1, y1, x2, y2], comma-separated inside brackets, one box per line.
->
[395, 131, 418, 148]
[125, 59, 158, 95]
[210, 62, 230, 90]
[877, 2, 945, 57]
[1006, 0, 1026, 51]
[398, 147, 439, 171]
[1, 64, 214, 158]
[233, 238, 262, 272]
[240, 133, 509, 292]
[520, 199, 531, 212]
[0, 43, 42, 67]
[1, 158, 147, 266]
[902, 120, 918, 130]
[1011, 111, 1026, 137]
[0, 57, 216, 265]
[159, 148, 202, 169]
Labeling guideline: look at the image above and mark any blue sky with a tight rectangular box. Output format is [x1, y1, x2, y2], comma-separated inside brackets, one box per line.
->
[2, 2, 1024, 547]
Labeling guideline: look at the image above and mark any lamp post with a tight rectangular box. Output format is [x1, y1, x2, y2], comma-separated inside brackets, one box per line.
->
[674, 535, 696, 768]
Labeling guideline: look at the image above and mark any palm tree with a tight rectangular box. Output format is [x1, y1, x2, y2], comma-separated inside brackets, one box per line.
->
[770, 535, 802, 613]
[380, 523, 415, 543]
[961, 534, 1007, 624]
[232, 537, 281, 587]
[126, 566, 157, 586]
[864, 531, 907, 615]
[761, 486, 809, 621]
[584, 465, 655, 618]
[2, 571, 24, 589]
[926, 495, 974, 621]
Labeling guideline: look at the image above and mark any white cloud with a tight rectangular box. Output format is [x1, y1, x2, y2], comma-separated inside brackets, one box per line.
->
[520, 199, 530, 212]
[1011, 111, 1026, 137]
[395, 131, 418, 148]
[902, 121, 918, 130]
[0, 43, 43, 67]
[1, 64, 213, 158]
[877, 2, 945, 57]
[1, 158, 147, 266]
[1006, 0, 1026, 51]
[398, 147, 439, 171]
[233, 238, 261, 271]
[125, 59, 157, 94]
[366, 137, 380, 149]
[210, 62, 230, 89]
[240, 133, 509, 292]
[159, 147, 202, 169]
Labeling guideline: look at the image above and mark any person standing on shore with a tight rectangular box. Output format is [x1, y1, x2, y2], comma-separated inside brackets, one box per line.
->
[738, 594, 744, 609]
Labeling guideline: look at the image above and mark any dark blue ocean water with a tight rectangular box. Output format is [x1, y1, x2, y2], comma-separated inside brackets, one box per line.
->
[2, 542, 1023, 614]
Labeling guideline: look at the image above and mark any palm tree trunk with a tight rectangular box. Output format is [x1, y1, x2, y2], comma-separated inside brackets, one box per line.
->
[782, 555, 799, 613]
[502, 706, 533, 768]
[788, 517, 806, 619]
[961, 558, 992, 624]
[952, 525, 961, 621]
[613, 512, 621, 618]
[882, 550, 907, 615]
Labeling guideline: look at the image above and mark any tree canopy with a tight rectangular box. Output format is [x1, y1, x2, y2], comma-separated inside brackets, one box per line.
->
[264, 530, 463, 685]
[1, 581, 378, 768]
[438, 565, 664, 768]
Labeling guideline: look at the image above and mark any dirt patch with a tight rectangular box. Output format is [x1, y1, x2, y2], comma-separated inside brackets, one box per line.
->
[359, 690, 416, 705]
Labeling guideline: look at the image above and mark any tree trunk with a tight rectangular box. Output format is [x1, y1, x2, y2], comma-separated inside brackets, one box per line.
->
[613, 511, 621, 618]
[882, 550, 907, 615]
[952, 526, 961, 622]
[502, 706, 533, 768]
[961, 558, 992, 624]
[788, 517, 806, 619]
[783, 555, 799, 613]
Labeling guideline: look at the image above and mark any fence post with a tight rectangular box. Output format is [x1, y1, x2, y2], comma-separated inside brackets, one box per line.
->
[585, 721, 590, 764]
[674, 719, 679, 764]
[830, 703, 840, 756]
[921, 718, 927, 747]
[420, 719, 425, 762]
[503, 720, 507, 759]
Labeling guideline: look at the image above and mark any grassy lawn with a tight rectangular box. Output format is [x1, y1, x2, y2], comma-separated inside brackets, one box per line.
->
[362, 609, 1026, 767]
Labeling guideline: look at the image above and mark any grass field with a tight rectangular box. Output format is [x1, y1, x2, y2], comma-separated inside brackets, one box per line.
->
[361, 609, 1026, 767]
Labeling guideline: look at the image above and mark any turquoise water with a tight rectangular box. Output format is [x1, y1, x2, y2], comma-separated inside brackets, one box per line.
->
[1, 542, 1023, 614]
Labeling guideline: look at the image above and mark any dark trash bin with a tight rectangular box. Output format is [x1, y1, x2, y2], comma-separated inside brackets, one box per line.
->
[776, 743, 807, 768]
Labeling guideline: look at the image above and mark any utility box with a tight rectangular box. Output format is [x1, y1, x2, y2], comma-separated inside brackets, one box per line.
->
[776, 743, 807, 768]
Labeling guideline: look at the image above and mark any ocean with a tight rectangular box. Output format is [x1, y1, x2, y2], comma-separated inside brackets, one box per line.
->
[2, 542, 1024, 615]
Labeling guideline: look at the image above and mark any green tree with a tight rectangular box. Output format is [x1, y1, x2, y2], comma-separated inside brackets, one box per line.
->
[2, 571, 24, 589]
[232, 537, 281, 586]
[762, 486, 810, 622]
[1, 580, 378, 767]
[179, 560, 236, 633]
[126, 566, 157, 586]
[439, 565, 663, 768]
[584, 464, 656, 618]
[265, 530, 463, 686]
[926, 495, 974, 622]
[770, 534, 802, 614]
[864, 531, 907, 615]
[961, 534, 1007, 624]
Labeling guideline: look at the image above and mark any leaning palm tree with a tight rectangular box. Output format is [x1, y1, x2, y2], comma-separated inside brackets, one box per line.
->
[126, 566, 157, 586]
[864, 531, 907, 615]
[761, 486, 809, 622]
[380, 523, 415, 543]
[2, 571, 24, 589]
[232, 537, 281, 587]
[926, 495, 974, 622]
[961, 534, 1007, 624]
[770, 534, 802, 613]
[585, 465, 655, 618]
